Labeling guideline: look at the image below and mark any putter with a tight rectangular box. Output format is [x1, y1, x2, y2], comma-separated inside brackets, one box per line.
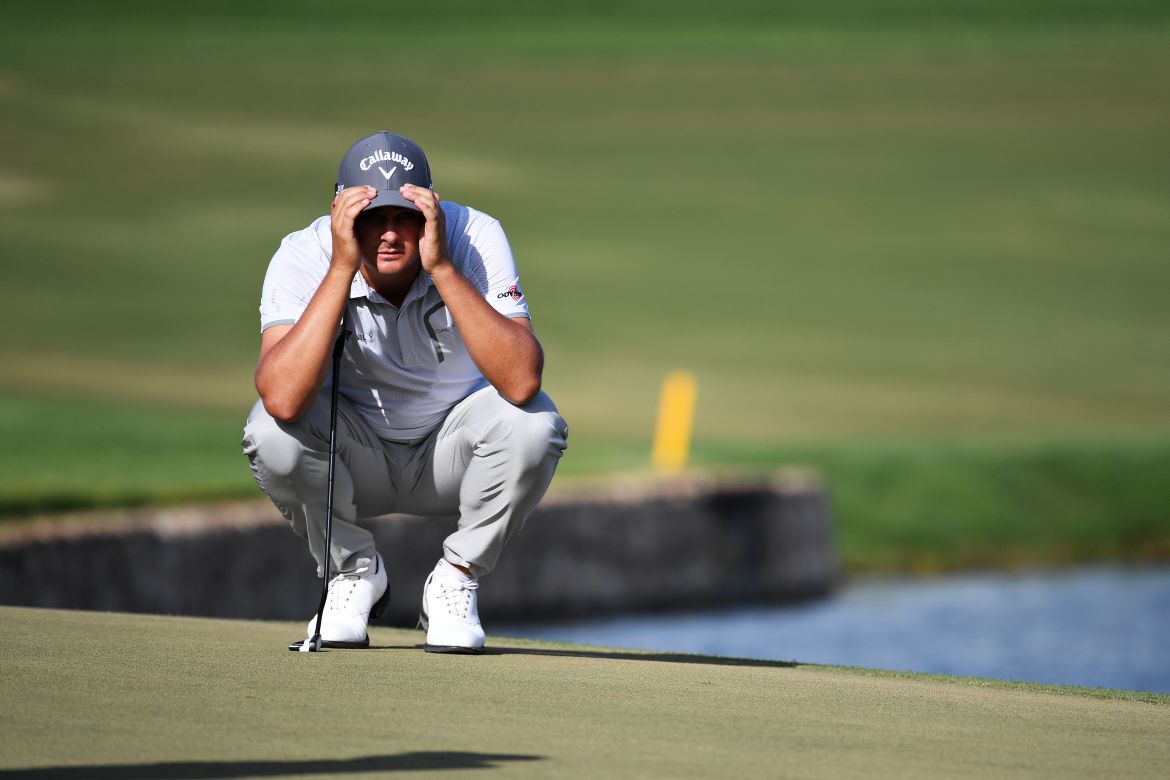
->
[290, 310, 350, 653]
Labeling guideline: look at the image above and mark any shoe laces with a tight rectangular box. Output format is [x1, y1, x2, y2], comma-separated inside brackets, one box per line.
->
[324, 572, 361, 611]
[432, 577, 479, 621]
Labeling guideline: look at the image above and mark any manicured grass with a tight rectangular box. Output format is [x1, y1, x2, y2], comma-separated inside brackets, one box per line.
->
[1, 2, 1168, 566]
[1, 606, 1166, 778]
[0, 392, 252, 516]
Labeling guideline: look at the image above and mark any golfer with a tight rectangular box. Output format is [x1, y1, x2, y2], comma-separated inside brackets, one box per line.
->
[242, 131, 568, 653]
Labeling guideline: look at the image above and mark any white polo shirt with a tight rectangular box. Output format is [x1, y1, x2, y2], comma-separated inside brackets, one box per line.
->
[259, 201, 530, 442]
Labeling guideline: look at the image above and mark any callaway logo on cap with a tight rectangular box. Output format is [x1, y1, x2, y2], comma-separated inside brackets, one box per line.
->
[336, 131, 433, 212]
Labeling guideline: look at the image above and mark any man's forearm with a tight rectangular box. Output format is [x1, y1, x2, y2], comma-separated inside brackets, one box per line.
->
[429, 264, 544, 404]
[255, 266, 354, 421]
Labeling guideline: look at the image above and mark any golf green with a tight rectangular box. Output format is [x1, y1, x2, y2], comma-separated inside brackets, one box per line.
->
[2, 606, 1166, 778]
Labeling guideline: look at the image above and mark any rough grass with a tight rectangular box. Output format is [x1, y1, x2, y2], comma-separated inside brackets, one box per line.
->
[3, 388, 1168, 575]
[1, 606, 1166, 779]
[702, 434, 1170, 572]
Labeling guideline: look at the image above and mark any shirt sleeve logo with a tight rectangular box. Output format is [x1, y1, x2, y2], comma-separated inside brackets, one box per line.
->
[497, 284, 524, 303]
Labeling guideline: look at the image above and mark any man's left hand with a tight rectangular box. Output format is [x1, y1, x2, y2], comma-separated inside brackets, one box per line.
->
[400, 184, 451, 276]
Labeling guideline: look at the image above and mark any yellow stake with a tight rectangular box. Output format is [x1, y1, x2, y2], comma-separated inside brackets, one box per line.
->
[651, 370, 698, 473]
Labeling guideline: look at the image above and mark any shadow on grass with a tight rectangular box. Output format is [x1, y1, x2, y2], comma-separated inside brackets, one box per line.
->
[0, 752, 542, 778]
[369, 643, 797, 669]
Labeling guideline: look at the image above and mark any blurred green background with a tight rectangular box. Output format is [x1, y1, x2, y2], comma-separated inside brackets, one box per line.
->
[2, 0, 1168, 570]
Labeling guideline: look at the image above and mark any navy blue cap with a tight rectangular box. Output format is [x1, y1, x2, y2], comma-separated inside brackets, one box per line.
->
[336, 132, 433, 212]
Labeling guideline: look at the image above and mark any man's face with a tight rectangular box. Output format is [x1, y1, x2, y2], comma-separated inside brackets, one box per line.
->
[354, 205, 424, 277]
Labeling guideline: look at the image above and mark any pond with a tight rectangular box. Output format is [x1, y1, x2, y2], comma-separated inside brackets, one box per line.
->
[495, 565, 1170, 694]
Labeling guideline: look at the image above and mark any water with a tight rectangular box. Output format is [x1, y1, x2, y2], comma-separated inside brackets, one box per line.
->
[495, 565, 1170, 693]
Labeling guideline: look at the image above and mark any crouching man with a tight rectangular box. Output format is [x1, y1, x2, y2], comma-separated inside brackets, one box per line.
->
[242, 131, 568, 653]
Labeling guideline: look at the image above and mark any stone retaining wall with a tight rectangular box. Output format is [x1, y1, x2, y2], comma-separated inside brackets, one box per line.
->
[0, 474, 837, 626]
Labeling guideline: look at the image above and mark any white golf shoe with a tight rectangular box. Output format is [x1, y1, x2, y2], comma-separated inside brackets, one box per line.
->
[419, 560, 486, 654]
[305, 553, 389, 649]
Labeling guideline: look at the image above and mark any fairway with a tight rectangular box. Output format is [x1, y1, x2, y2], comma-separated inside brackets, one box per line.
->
[1, 607, 1166, 779]
[3, 1, 1170, 509]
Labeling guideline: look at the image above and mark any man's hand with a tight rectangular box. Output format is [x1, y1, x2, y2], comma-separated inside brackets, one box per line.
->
[256, 186, 371, 421]
[400, 184, 451, 276]
[331, 185, 376, 274]
[395, 183, 544, 404]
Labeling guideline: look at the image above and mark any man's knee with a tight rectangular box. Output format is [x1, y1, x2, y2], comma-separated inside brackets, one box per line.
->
[243, 400, 317, 479]
[498, 392, 569, 469]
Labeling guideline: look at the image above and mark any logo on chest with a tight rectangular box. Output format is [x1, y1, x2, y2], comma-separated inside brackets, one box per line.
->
[424, 302, 452, 363]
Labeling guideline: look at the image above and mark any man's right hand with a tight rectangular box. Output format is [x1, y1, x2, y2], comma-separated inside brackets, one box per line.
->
[256, 187, 374, 421]
[331, 186, 376, 273]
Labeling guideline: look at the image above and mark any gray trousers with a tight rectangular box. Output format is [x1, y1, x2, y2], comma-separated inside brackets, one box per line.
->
[242, 386, 568, 579]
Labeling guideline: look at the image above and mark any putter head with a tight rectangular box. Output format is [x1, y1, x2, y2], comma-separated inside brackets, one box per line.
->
[289, 636, 322, 653]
